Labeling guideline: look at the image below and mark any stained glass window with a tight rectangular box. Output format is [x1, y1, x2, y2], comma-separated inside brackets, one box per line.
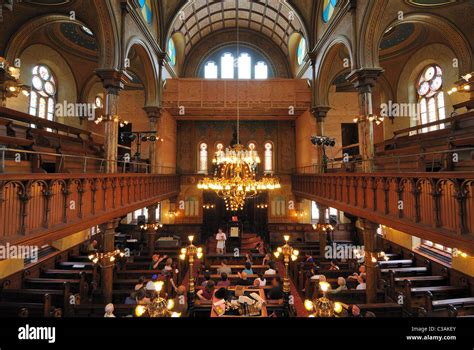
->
[204, 61, 218, 79]
[203, 50, 270, 80]
[417, 65, 445, 133]
[238, 53, 251, 79]
[198, 143, 208, 174]
[221, 53, 235, 79]
[264, 142, 273, 174]
[255, 62, 268, 79]
[29, 65, 56, 122]
[139, 0, 152, 24]
[297, 37, 307, 66]
[323, 0, 338, 23]
[168, 38, 176, 66]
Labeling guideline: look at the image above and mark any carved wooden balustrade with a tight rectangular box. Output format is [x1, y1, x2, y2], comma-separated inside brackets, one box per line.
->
[0, 173, 180, 246]
[292, 173, 474, 255]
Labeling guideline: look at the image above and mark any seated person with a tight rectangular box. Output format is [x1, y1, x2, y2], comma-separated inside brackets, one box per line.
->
[161, 258, 173, 276]
[124, 291, 138, 305]
[236, 271, 253, 286]
[134, 276, 146, 291]
[241, 261, 254, 275]
[216, 260, 232, 275]
[347, 304, 362, 318]
[262, 253, 272, 266]
[348, 265, 366, 281]
[329, 260, 340, 271]
[149, 254, 167, 270]
[197, 280, 216, 301]
[305, 254, 315, 263]
[253, 273, 267, 287]
[267, 276, 284, 300]
[104, 303, 115, 318]
[86, 239, 98, 254]
[356, 275, 366, 290]
[245, 253, 253, 264]
[136, 289, 151, 305]
[328, 277, 347, 294]
[201, 272, 212, 287]
[264, 261, 277, 275]
[172, 285, 188, 315]
[217, 272, 231, 287]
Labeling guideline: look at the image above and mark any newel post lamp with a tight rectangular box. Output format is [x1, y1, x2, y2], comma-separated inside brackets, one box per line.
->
[274, 235, 299, 313]
[179, 235, 203, 310]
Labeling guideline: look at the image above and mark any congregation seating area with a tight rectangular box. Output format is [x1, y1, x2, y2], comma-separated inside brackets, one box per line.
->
[0, 106, 105, 173]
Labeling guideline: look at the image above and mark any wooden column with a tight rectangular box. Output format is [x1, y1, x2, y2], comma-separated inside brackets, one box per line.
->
[312, 106, 331, 173]
[146, 203, 158, 255]
[347, 68, 383, 173]
[318, 204, 328, 259]
[143, 107, 162, 174]
[360, 218, 379, 304]
[95, 69, 130, 174]
[101, 220, 118, 303]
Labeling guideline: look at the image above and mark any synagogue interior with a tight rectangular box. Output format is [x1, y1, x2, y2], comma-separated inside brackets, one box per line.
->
[0, 0, 474, 331]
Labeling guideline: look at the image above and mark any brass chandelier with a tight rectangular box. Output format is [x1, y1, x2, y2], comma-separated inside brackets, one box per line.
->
[197, 25, 280, 211]
[197, 144, 281, 211]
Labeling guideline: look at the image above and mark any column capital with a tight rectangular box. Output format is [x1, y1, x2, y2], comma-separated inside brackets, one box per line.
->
[143, 106, 163, 121]
[311, 106, 331, 122]
[95, 69, 132, 93]
[359, 218, 379, 231]
[308, 51, 317, 65]
[347, 68, 384, 93]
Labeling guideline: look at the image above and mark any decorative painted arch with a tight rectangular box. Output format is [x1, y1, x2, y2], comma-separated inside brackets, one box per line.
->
[124, 37, 160, 106]
[5, 10, 119, 70]
[362, 5, 472, 74]
[314, 35, 355, 106]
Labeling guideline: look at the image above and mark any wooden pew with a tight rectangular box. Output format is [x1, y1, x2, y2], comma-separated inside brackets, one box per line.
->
[70, 304, 136, 317]
[402, 281, 468, 312]
[0, 294, 61, 317]
[380, 266, 429, 275]
[425, 295, 474, 313]
[378, 259, 414, 268]
[196, 274, 278, 286]
[1, 286, 71, 314]
[358, 303, 404, 317]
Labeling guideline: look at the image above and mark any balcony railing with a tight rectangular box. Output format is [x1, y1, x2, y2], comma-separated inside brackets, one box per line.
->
[292, 172, 474, 255]
[0, 173, 180, 246]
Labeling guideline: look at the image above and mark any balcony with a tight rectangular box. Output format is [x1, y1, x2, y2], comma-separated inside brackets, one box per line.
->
[0, 173, 180, 247]
[292, 172, 474, 255]
[163, 78, 311, 119]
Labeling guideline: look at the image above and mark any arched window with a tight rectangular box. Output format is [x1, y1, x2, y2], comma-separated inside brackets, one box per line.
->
[198, 143, 208, 174]
[201, 47, 272, 80]
[297, 37, 307, 66]
[221, 53, 234, 79]
[29, 65, 56, 121]
[168, 38, 176, 66]
[238, 53, 251, 79]
[204, 61, 218, 79]
[272, 196, 286, 217]
[417, 65, 446, 133]
[264, 142, 273, 174]
[255, 62, 268, 80]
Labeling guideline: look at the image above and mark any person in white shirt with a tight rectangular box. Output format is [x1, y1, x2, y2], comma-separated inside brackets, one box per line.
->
[216, 228, 227, 255]
[264, 261, 277, 275]
[253, 273, 267, 287]
[356, 275, 366, 290]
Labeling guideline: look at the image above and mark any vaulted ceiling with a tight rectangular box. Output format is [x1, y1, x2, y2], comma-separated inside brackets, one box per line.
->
[168, 0, 309, 57]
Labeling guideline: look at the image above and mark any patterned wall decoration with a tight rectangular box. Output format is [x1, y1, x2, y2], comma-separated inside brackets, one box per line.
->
[59, 22, 98, 51]
[176, 120, 295, 175]
[380, 23, 416, 50]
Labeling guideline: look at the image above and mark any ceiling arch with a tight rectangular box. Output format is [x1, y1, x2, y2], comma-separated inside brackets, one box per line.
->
[168, 0, 308, 58]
